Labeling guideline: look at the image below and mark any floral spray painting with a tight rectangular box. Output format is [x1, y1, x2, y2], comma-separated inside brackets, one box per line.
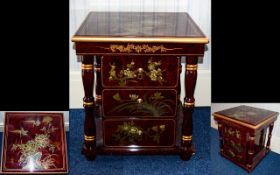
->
[1, 113, 68, 174]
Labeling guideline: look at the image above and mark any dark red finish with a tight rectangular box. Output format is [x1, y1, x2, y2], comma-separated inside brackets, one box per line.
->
[103, 119, 175, 147]
[95, 56, 102, 117]
[180, 56, 198, 160]
[215, 105, 278, 126]
[213, 105, 278, 172]
[1, 113, 68, 174]
[72, 12, 208, 160]
[75, 42, 205, 56]
[102, 89, 177, 117]
[101, 55, 180, 88]
[81, 56, 96, 160]
[74, 12, 206, 38]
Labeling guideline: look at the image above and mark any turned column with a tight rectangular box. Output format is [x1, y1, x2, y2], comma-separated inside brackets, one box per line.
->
[180, 56, 198, 160]
[81, 55, 96, 160]
[259, 129, 264, 148]
[266, 123, 274, 152]
[178, 57, 182, 102]
[247, 134, 255, 171]
[95, 56, 102, 117]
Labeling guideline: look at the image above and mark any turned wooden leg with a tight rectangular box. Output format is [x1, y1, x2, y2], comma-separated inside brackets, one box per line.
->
[81, 55, 96, 160]
[266, 123, 274, 152]
[178, 57, 182, 102]
[247, 134, 255, 171]
[218, 123, 224, 154]
[180, 56, 198, 160]
[259, 129, 264, 148]
[95, 56, 102, 118]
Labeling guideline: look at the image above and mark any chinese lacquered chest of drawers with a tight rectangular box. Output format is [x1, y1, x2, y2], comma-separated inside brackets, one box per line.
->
[71, 12, 208, 160]
[213, 105, 278, 172]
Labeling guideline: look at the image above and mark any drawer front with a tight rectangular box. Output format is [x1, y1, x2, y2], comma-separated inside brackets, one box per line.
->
[101, 56, 179, 88]
[103, 119, 175, 147]
[102, 89, 177, 117]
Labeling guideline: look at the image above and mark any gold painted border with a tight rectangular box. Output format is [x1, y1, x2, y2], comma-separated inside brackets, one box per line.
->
[186, 64, 198, 71]
[95, 95, 102, 100]
[81, 64, 93, 70]
[83, 101, 94, 106]
[84, 135, 95, 141]
[182, 135, 192, 141]
[72, 36, 209, 44]
[184, 102, 195, 107]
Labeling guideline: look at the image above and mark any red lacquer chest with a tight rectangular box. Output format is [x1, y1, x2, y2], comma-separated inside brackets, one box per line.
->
[71, 12, 209, 160]
[213, 105, 278, 172]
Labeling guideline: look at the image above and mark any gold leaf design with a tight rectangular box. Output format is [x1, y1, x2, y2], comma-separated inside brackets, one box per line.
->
[113, 93, 121, 101]
[103, 44, 182, 53]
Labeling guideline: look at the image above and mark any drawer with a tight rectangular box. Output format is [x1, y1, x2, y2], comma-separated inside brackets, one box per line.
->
[101, 56, 180, 88]
[102, 89, 177, 117]
[103, 119, 175, 147]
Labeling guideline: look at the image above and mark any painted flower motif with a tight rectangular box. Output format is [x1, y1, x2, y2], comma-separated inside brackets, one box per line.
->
[34, 134, 50, 148]
[11, 144, 18, 151]
[149, 70, 158, 81]
[35, 119, 41, 126]
[20, 127, 29, 137]
[159, 125, 165, 131]
[129, 127, 138, 134]
[41, 155, 56, 169]
[129, 94, 139, 101]
[42, 116, 53, 124]
[152, 126, 158, 132]
[40, 126, 47, 132]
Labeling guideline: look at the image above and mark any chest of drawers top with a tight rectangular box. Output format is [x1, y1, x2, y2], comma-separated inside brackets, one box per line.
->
[213, 105, 278, 129]
[72, 12, 208, 43]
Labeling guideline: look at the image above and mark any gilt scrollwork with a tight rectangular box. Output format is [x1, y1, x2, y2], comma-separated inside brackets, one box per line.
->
[100, 44, 182, 53]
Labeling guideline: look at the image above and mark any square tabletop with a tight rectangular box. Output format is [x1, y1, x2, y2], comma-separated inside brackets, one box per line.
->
[72, 12, 208, 43]
[213, 105, 278, 126]
[1, 112, 68, 174]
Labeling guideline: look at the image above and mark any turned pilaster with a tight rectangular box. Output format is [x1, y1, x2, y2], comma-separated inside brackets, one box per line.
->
[266, 123, 274, 152]
[247, 134, 255, 170]
[180, 56, 198, 160]
[95, 56, 102, 117]
[81, 55, 96, 160]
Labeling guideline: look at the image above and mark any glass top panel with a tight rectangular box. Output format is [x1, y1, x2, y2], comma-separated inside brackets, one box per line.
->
[74, 12, 206, 38]
[215, 105, 278, 126]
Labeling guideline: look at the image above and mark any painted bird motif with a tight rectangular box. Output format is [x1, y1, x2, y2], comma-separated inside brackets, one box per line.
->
[23, 119, 41, 127]
[9, 127, 28, 138]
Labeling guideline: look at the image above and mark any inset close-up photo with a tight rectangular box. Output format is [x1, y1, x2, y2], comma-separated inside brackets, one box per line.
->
[0, 111, 69, 174]
[211, 103, 280, 175]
